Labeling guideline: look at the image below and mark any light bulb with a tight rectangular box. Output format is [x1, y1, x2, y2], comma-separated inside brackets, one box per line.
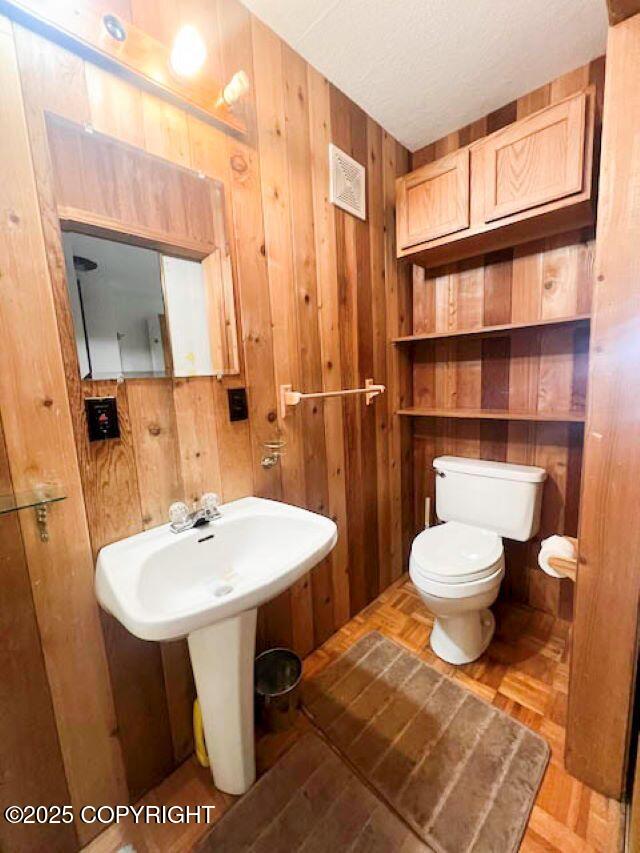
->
[216, 70, 250, 108]
[170, 25, 207, 79]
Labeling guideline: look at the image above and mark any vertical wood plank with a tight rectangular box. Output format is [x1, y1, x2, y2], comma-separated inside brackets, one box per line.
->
[252, 19, 313, 654]
[127, 379, 184, 528]
[226, 135, 290, 646]
[456, 339, 482, 409]
[353, 106, 380, 605]
[512, 242, 544, 323]
[124, 378, 188, 786]
[384, 133, 414, 579]
[481, 337, 511, 410]
[567, 16, 640, 798]
[307, 65, 351, 631]
[331, 86, 367, 615]
[173, 377, 223, 505]
[538, 327, 576, 414]
[250, 26, 304, 494]
[142, 94, 191, 168]
[283, 43, 331, 652]
[0, 417, 77, 853]
[212, 380, 254, 501]
[455, 259, 484, 330]
[483, 249, 513, 325]
[369, 116, 392, 590]
[412, 265, 436, 334]
[85, 63, 145, 148]
[227, 140, 282, 500]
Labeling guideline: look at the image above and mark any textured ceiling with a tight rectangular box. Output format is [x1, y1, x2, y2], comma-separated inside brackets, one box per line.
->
[240, 0, 608, 151]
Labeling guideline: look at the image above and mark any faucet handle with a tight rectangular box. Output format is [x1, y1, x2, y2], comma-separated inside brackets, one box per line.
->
[201, 493, 221, 518]
[169, 501, 190, 526]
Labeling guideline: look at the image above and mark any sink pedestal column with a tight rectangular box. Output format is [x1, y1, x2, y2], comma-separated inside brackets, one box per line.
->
[187, 608, 257, 795]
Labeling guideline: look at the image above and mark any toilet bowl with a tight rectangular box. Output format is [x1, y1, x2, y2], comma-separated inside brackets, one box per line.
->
[410, 455, 547, 666]
[410, 521, 505, 665]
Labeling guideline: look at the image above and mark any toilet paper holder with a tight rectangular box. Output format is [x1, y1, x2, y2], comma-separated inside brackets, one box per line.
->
[544, 536, 578, 582]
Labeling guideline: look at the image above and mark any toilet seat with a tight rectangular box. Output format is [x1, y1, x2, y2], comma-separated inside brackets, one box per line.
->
[411, 521, 503, 584]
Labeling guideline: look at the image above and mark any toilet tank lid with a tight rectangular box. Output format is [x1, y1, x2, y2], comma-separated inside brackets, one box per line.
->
[433, 456, 547, 483]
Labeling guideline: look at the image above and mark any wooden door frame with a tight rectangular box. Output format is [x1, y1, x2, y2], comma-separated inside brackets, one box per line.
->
[565, 11, 640, 799]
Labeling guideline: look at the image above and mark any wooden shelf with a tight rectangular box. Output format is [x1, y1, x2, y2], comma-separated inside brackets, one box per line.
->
[397, 407, 586, 423]
[393, 313, 591, 344]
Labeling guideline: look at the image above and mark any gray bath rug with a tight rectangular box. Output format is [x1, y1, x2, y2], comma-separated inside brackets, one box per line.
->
[198, 730, 428, 852]
[302, 631, 550, 853]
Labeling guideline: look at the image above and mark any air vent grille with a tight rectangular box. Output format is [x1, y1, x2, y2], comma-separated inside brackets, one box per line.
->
[329, 143, 366, 220]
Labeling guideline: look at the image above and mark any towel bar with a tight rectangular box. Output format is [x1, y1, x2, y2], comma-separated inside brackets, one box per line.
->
[280, 379, 385, 419]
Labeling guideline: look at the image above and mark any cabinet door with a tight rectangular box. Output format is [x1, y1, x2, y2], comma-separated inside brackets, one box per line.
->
[482, 91, 586, 223]
[397, 148, 470, 249]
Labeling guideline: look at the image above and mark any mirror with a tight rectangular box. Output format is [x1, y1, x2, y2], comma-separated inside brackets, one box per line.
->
[63, 231, 236, 381]
[63, 232, 169, 380]
[48, 113, 240, 382]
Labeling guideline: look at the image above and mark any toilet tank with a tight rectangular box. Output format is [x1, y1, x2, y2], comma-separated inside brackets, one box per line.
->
[434, 456, 547, 541]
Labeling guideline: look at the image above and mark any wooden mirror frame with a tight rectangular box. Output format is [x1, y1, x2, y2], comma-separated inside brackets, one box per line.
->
[46, 111, 240, 379]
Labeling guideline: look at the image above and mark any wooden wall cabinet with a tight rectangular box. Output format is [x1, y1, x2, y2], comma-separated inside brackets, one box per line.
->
[397, 148, 469, 248]
[397, 88, 596, 268]
[483, 93, 586, 222]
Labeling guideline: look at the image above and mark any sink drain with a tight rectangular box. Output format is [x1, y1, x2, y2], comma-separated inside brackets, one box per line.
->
[213, 583, 233, 597]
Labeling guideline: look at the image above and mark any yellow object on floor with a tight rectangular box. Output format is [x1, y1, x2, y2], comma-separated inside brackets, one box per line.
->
[193, 699, 209, 767]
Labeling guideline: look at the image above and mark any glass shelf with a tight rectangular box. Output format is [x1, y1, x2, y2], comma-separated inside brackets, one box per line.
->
[0, 485, 66, 516]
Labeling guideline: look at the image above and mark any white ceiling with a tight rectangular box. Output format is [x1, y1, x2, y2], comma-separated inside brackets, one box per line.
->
[241, 0, 608, 151]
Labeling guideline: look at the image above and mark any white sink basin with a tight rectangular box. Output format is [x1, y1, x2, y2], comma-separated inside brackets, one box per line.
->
[96, 496, 337, 641]
[95, 496, 337, 795]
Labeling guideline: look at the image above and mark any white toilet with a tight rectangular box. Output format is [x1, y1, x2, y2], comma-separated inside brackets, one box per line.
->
[410, 456, 546, 665]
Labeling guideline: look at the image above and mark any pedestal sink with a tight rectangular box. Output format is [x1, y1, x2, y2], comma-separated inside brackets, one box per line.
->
[95, 497, 337, 795]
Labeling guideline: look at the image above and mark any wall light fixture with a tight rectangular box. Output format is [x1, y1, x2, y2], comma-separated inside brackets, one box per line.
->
[102, 14, 127, 42]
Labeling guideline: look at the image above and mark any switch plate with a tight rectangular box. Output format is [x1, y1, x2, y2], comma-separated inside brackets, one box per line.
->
[85, 396, 120, 441]
[228, 387, 248, 422]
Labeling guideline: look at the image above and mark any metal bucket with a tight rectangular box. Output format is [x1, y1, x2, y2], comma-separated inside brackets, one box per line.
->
[254, 648, 302, 732]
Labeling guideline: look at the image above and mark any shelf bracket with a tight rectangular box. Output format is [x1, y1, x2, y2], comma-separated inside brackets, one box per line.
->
[35, 502, 49, 543]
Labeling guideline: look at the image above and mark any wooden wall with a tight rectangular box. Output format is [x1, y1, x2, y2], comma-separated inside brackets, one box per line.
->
[566, 12, 640, 799]
[409, 57, 604, 620]
[0, 1, 411, 847]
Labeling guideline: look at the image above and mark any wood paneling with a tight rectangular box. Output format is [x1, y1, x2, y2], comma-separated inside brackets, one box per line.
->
[307, 65, 351, 633]
[252, 19, 312, 650]
[47, 114, 219, 258]
[2, 0, 412, 824]
[0, 18, 127, 844]
[407, 60, 603, 619]
[0, 417, 77, 853]
[566, 12, 640, 799]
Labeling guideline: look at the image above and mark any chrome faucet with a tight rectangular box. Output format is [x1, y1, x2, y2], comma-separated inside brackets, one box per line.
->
[169, 493, 221, 533]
